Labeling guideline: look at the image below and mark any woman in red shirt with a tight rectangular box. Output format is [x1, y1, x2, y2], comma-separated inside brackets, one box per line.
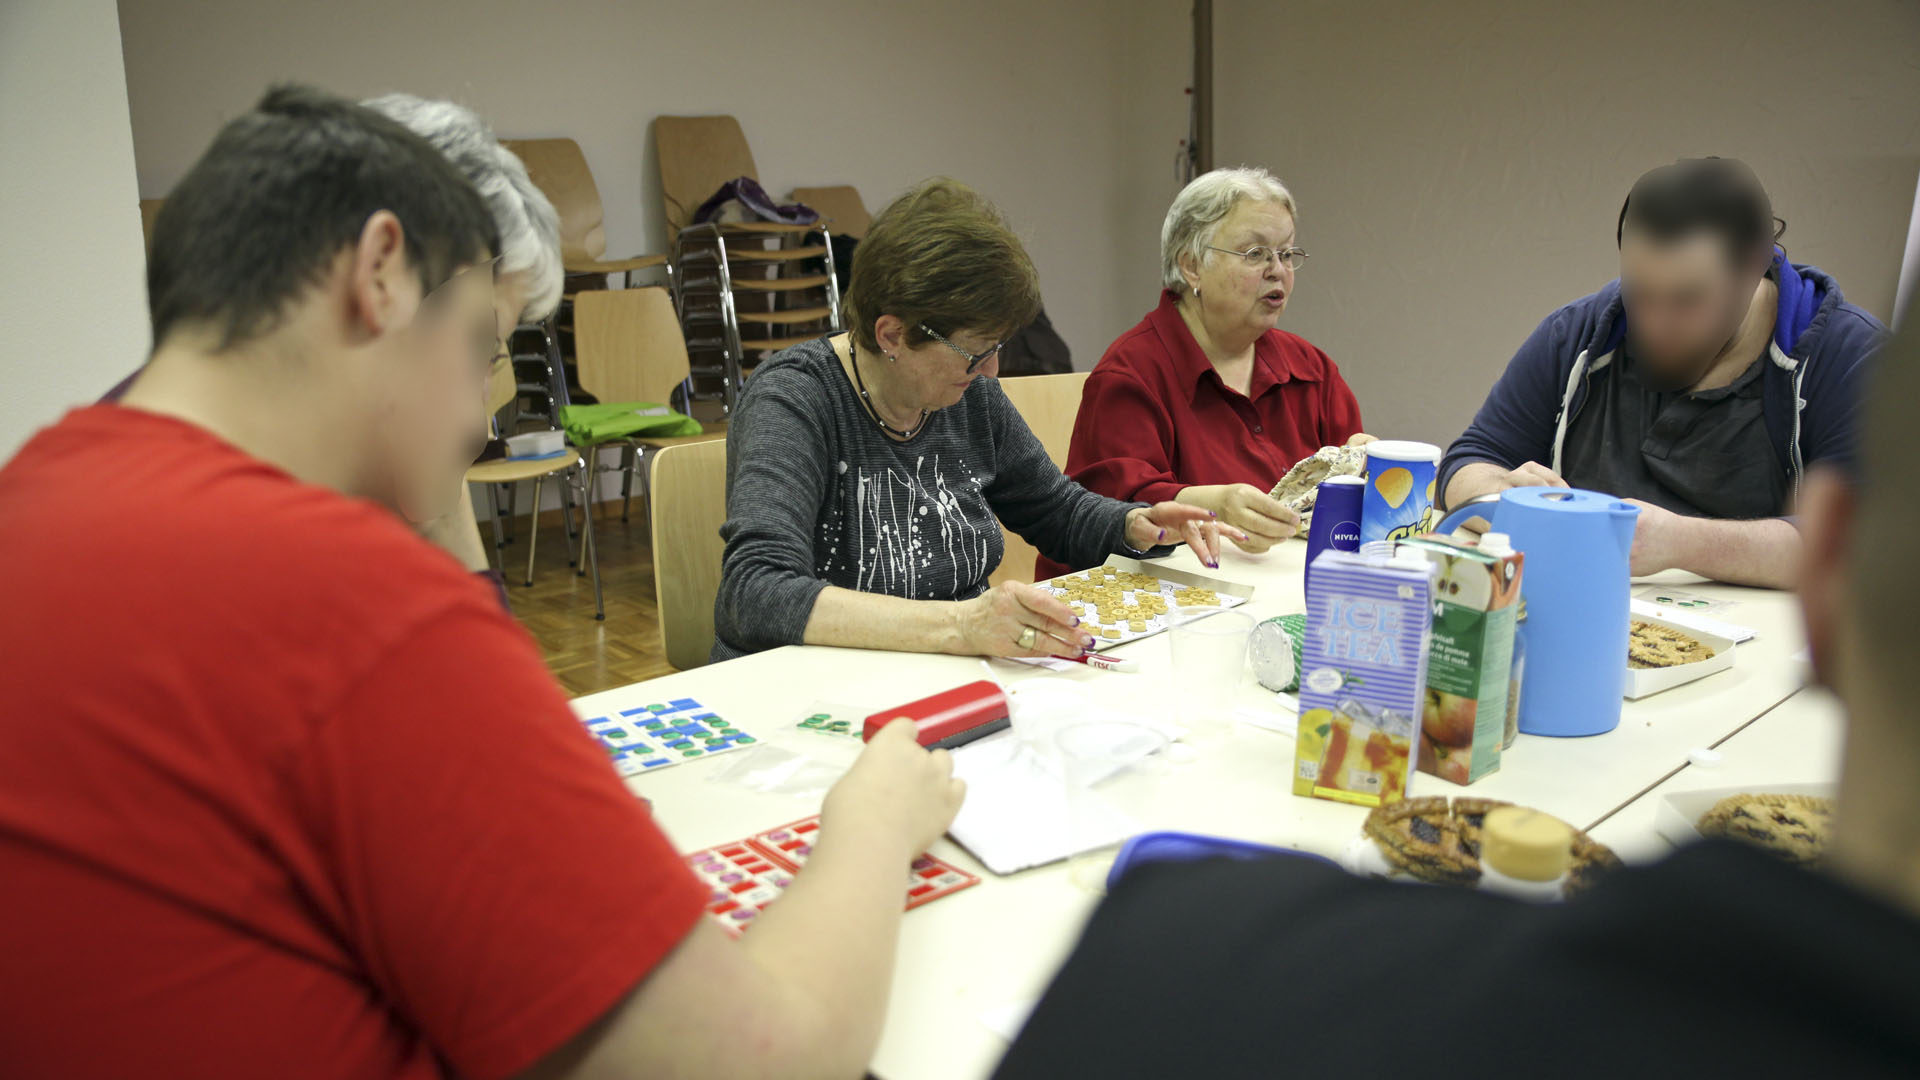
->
[1048, 168, 1367, 577]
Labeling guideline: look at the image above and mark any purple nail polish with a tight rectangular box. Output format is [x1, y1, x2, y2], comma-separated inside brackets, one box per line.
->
[1072, 616, 1082, 626]
[1209, 510, 1218, 518]
[1157, 528, 1167, 542]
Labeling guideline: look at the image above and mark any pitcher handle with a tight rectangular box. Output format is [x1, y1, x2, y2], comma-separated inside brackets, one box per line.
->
[1434, 492, 1503, 537]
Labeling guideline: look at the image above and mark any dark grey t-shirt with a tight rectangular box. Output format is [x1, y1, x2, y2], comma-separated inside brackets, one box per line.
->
[1561, 348, 1786, 519]
[711, 337, 1141, 662]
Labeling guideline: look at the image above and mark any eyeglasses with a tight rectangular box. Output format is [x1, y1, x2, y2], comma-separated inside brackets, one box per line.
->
[920, 324, 1006, 373]
[1206, 244, 1310, 271]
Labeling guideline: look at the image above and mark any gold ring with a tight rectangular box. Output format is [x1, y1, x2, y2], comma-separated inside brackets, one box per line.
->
[1017, 626, 1038, 650]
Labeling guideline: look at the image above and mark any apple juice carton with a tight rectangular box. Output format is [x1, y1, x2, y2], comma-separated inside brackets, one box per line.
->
[1400, 534, 1524, 786]
[1292, 545, 1436, 808]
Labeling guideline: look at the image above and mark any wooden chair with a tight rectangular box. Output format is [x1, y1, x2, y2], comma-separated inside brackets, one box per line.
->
[501, 137, 668, 288]
[648, 438, 729, 670]
[653, 115, 841, 412]
[568, 287, 727, 589]
[788, 185, 871, 239]
[989, 372, 1092, 587]
[466, 357, 604, 618]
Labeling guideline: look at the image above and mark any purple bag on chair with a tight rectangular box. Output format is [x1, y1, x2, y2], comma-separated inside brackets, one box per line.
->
[692, 176, 819, 226]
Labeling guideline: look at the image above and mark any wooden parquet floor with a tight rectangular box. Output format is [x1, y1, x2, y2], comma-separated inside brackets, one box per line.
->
[493, 500, 678, 697]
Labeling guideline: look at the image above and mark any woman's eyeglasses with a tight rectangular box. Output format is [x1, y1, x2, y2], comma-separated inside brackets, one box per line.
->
[1206, 244, 1310, 271]
[920, 324, 1006, 373]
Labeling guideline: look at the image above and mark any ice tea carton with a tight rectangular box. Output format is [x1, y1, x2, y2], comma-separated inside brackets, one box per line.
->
[1293, 546, 1435, 808]
[1400, 535, 1524, 786]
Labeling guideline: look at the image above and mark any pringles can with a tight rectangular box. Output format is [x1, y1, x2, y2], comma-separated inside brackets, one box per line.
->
[1303, 475, 1365, 600]
[1360, 440, 1442, 545]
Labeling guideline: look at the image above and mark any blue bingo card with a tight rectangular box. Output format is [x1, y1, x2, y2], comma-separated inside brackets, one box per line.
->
[578, 698, 756, 776]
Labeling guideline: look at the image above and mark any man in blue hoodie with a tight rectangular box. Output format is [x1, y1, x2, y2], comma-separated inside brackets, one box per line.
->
[1440, 157, 1885, 588]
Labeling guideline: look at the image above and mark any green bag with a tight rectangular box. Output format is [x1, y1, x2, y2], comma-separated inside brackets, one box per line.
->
[559, 401, 703, 445]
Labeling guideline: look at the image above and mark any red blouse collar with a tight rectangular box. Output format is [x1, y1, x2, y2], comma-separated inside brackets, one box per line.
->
[1145, 289, 1316, 399]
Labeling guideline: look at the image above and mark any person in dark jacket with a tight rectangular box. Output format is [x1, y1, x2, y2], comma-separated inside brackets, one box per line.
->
[1440, 157, 1885, 588]
[995, 320, 1920, 1080]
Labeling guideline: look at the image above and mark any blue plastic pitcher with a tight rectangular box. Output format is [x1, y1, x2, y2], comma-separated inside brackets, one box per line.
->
[1434, 488, 1639, 737]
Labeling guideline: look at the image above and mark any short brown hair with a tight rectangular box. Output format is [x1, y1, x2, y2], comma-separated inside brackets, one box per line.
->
[842, 178, 1041, 354]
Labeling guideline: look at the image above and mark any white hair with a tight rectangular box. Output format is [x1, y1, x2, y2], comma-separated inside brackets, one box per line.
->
[362, 93, 563, 322]
[1160, 166, 1298, 295]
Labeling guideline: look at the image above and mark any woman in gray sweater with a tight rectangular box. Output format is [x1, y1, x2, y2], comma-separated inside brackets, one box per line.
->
[713, 180, 1239, 663]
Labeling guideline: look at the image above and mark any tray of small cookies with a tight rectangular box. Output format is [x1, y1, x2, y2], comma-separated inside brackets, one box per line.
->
[1623, 613, 1736, 699]
[1036, 556, 1255, 651]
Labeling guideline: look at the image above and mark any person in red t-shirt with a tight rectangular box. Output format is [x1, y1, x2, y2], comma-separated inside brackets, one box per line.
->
[1047, 168, 1370, 578]
[0, 85, 963, 1080]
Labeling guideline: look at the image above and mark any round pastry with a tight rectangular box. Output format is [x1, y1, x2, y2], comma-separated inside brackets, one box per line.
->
[1360, 796, 1622, 896]
[1696, 793, 1834, 866]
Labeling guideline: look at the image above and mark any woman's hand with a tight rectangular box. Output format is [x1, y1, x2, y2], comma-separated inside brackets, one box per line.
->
[1170, 486, 1292, 555]
[951, 581, 1095, 659]
[1126, 501, 1249, 569]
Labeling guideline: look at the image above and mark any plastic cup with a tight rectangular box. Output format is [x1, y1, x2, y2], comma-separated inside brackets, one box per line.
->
[1168, 606, 1255, 740]
[1046, 720, 1167, 893]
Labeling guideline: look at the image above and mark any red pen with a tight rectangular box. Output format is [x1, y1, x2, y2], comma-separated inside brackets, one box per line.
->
[1064, 652, 1140, 673]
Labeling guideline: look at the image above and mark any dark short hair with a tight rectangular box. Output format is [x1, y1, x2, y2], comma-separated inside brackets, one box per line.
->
[1616, 156, 1784, 268]
[147, 84, 499, 350]
[842, 178, 1041, 354]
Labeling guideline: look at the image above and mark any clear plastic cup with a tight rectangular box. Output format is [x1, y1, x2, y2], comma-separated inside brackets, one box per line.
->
[1168, 606, 1256, 740]
[1048, 720, 1167, 893]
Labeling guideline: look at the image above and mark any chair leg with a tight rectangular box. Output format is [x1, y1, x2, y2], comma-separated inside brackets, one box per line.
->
[620, 445, 636, 523]
[525, 474, 545, 587]
[558, 467, 578, 567]
[484, 483, 506, 569]
[575, 453, 594, 577]
[503, 482, 517, 544]
[576, 467, 605, 621]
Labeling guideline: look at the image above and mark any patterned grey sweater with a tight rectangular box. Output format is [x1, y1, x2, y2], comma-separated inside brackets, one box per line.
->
[712, 337, 1142, 662]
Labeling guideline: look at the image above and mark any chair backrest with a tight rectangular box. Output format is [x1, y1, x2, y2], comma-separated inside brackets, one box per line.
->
[653, 115, 758, 237]
[649, 438, 729, 670]
[501, 137, 607, 263]
[486, 355, 518, 414]
[788, 185, 871, 239]
[573, 287, 691, 405]
[995, 372, 1090, 466]
[989, 372, 1092, 587]
[139, 198, 166, 253]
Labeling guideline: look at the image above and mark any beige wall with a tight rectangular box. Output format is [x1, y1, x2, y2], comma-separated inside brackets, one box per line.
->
[117, 0, 1192, 370]
[1216, 0, 1920, 448]
[1, 0, 150, 457]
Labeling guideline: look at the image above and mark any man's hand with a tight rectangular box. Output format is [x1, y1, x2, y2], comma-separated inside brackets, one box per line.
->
[1623, 498, 1689, 577]
[1443, 460, 1569, 518]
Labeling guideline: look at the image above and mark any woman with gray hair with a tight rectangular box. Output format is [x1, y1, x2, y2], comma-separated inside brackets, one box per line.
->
[362, 94, 562, 333]
[1043, 167, 1369, 578]
[361, 94, 566, 576]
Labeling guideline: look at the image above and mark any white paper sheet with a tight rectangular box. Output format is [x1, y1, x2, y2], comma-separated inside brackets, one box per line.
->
[946, 732, 1142, 876]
